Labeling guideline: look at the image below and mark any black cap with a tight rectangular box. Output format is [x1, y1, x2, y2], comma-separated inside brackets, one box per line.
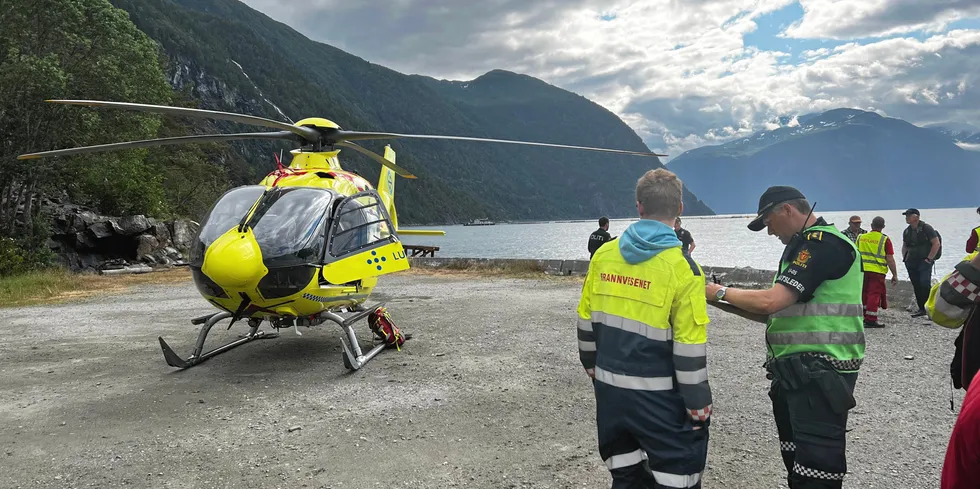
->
[902, 208, 920, 216]
[748, 185, 806, 232]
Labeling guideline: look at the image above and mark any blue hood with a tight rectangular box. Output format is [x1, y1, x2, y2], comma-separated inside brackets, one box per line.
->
[618, 220, 682, 264]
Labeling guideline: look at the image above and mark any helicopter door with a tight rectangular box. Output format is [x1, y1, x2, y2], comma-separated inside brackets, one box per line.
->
[320, 189, 408, 284]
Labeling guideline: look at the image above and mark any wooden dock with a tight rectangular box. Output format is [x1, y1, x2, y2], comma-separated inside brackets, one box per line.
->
[403, 244, 440, 257]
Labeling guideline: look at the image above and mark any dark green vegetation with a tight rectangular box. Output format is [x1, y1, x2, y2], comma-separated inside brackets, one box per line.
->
[667, 108, 980, 214]
[0, 0, 231, 274]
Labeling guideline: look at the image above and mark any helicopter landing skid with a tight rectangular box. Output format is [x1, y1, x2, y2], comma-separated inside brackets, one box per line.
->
[158, 312, 279, 369]
[321, 303, 409, 371]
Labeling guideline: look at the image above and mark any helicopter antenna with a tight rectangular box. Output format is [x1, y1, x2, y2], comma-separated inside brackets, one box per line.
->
[274, 149, 284, 171]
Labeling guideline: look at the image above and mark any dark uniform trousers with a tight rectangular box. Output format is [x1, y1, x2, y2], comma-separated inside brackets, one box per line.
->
[595, 381, 709, 489]
[768, 365, 858, 489]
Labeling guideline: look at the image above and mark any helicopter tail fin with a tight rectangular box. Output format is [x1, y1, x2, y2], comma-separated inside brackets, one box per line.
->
[378, 145, 445, 237]
[377, 145, 399, 229]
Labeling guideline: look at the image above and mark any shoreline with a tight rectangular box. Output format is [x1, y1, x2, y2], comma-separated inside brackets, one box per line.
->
[407, 256, 921, 305]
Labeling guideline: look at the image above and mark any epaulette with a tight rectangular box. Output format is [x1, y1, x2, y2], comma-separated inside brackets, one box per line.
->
[805, 231, 824, 241]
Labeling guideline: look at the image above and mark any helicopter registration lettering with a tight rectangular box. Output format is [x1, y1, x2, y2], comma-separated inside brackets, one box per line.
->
[599, 273, 651, 290]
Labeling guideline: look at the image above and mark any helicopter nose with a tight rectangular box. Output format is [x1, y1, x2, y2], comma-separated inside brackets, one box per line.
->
[201, 230, 266, 288]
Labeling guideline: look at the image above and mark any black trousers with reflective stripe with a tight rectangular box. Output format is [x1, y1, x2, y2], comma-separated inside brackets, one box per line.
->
[768, 371, 858, 489]
[596, 381, 708, 489]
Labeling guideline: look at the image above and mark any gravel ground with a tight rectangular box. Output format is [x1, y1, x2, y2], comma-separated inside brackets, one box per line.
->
[0, 271, 965, 488]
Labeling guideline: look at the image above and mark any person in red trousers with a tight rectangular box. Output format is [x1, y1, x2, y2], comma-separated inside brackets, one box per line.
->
[856, 216, 898, 328]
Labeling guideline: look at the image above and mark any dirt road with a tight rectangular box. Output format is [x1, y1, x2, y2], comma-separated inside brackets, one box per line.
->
[0, 271, 964, 488]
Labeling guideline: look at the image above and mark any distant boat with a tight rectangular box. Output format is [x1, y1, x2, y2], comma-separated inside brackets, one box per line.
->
[463, 218, 496, 226]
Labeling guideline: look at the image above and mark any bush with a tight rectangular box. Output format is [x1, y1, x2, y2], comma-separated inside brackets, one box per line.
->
[0, 234, 55, 278]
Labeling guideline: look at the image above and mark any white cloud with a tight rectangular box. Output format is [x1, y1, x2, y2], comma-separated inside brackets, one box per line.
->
[238, 0, 980, 159]
[785, 0, 980, 39]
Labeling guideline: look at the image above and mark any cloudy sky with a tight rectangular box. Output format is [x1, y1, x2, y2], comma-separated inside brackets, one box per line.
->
[239, 0, 980, 159]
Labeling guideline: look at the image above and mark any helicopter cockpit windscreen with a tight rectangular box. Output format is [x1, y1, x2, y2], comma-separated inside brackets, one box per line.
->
[189, 185, 266, 265]
[327, 193, 393, 258]
[248, 187, 334, 267]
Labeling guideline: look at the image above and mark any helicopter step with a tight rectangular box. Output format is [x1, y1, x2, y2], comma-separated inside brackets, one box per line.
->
[159, 312, 280, 369]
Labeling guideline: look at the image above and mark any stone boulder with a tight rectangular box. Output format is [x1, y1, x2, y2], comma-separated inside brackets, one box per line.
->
[44, 201, 200, 273]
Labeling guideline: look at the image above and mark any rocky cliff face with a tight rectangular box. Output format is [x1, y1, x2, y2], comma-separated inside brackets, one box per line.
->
[45, 200, 199, 273]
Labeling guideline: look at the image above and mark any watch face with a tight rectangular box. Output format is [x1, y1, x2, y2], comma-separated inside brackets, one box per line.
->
[716, 288, 725, 300]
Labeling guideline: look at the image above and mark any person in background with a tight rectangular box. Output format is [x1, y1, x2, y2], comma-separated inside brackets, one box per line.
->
[589, 216, 614, 259]
[926, 251, 980, 489]
[856, 216, 899, 328]
[577, 168, 710, 488]
[842, 215, 866, 243]
[674, 217, 696, 256]
[902, 208, 941, 317]
[966, 206, 980, 254]
[705, 185, 863, 489]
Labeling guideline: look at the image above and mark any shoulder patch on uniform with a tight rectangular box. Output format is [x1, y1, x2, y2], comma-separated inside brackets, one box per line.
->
[792, 248, 812, 268]
[805, 231, 823, 241]
[683, 253, 702, 276]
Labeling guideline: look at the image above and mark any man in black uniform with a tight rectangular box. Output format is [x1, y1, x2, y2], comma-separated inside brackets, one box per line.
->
[674, 217, 696, 256]
[588, 216, 614, 259]
[901, 208, 940, 317]
[705, 186, 864, 489]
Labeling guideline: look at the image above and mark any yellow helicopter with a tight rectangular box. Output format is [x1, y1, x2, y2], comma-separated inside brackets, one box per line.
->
[19, 99, 666, 371]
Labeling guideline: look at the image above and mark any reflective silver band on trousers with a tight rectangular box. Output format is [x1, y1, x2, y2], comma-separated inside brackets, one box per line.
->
[604, 450, 703, 487]
[770, 303, 864, 318]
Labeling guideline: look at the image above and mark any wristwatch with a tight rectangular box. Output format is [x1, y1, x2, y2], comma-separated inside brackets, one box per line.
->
[715, 287, 728, 301]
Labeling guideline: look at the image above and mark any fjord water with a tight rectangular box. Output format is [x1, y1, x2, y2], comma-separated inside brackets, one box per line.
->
[401, 207, 980, 282]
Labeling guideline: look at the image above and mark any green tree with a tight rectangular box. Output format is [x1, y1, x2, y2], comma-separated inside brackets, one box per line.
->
[0, 0, 174, 228]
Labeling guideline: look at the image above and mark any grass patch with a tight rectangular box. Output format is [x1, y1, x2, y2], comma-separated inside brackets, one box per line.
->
[405, 258, 583, 281]
[0, 267, 192, 308]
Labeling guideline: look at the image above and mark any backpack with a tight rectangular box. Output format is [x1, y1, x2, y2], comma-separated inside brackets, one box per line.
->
[908, 223, 943, 261]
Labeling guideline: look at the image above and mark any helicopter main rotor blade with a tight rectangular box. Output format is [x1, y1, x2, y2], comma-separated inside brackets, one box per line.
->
[335, 141, 417, 179]
[45, 100, 320, 142]
[325, 130, 667, 157]
[17, 131, 301, 160]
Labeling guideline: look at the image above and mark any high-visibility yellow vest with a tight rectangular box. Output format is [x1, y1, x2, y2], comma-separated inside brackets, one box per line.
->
[857, 231, 890, 275]
[972, 227, 980, 253]
[767, 225, 865, 372]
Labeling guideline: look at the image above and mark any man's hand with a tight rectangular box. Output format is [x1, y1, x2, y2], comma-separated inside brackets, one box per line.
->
[706, 282, 724, 301]
[891, 275, 899, 286]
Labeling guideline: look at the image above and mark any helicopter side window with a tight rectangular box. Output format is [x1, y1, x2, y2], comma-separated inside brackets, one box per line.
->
[189, 185, 266, 266]
[249, 187, 334, 268]
[326, 192, 394, 260]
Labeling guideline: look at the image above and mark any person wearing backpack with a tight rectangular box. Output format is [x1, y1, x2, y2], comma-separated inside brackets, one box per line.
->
[925, 251, 980, 488]
[965, 207, 980, 254]
[902, 208, 942, 317]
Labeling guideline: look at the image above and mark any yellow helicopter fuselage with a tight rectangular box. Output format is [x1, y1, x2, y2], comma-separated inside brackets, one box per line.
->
[191, 141, 410, 322]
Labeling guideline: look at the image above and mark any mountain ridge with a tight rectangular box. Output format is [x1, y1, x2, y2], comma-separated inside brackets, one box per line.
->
[667, 108, 980, 214]
[109, 0, 714, 223]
